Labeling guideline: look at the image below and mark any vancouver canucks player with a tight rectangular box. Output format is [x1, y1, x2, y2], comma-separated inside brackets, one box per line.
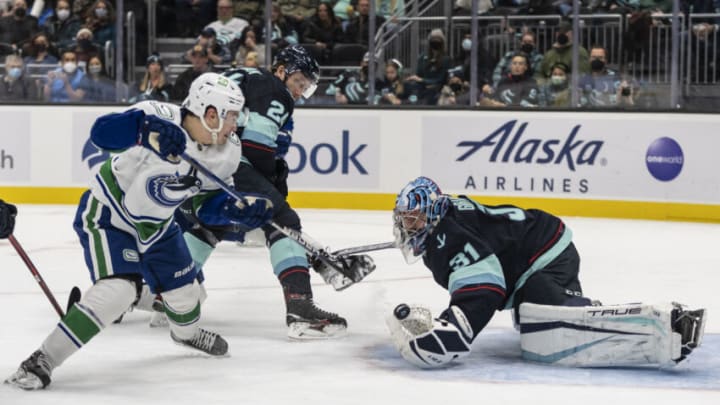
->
[386, 177, 706, 369]
[5, 73, 273, 390]
[176, 45, 375, 339]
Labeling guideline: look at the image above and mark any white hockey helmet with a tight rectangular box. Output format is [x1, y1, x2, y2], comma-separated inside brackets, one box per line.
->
[181, 72, 245, 143]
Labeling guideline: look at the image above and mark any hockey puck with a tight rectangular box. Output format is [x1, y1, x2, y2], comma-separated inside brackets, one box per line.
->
[394, 303, 411, 320]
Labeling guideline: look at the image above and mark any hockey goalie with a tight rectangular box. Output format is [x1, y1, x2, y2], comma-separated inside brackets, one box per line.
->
[386, 176, 707, 369]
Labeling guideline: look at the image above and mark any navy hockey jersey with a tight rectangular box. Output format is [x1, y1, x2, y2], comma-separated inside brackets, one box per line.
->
[223, 67, 295, 178]
[424, 196, 572, 337]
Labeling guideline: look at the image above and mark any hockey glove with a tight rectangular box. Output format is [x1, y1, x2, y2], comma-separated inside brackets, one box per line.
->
[386, 304, 473, 369]
[139, 115, 186, 163]
[0, 199, 17, 239]
[221, 194, 274, 232]
[310, 254, 376, 291]
[275, 117, 293, 159]
[273, 159, 289, 197]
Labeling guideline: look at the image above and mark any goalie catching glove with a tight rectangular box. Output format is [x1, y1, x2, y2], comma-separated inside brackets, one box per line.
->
[386, 304, 474, 368]
[308, 254, 376, 291]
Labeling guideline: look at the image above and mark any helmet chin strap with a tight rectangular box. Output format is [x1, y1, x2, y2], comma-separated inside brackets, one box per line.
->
[200, 116, 224, 145]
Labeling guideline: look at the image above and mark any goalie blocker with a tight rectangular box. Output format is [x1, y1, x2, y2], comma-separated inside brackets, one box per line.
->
[519, 302, 706, 368]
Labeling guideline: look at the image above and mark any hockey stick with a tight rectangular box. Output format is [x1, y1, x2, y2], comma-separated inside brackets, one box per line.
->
[179, 152, 355, 278]
[8, 234, 66, 317]
[332, 241, 396, 256]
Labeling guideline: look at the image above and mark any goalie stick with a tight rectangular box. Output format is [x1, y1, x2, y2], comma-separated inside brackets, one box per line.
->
[8, 234, 81, 317]
[179, 152, 357, 280]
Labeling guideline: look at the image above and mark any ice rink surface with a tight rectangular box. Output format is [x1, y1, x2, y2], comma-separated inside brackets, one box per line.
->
[0, 205, 718, 404]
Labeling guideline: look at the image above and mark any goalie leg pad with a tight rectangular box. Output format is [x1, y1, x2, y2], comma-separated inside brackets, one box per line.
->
[386, 304, 472, 369]
[519, 302, 706, 367]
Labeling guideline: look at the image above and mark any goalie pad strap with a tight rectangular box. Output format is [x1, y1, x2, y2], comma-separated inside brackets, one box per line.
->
[519, 302, 681, 367]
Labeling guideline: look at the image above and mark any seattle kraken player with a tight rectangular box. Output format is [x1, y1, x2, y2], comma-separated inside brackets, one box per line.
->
[386, 177, 706, 369]
[177, 45, 374, 339]
[5, 73, 273, 390]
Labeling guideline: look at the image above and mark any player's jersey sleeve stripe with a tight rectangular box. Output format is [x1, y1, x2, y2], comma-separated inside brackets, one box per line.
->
[448, 254, 506, 295]
[504, 227, 574, 309]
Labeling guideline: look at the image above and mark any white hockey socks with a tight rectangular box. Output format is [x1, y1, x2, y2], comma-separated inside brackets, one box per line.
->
[161, 281, 202, 341]
[41, 278, 137, 369]
[519, 302, 702, 367]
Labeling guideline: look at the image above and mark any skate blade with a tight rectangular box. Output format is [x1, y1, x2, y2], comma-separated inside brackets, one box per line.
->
[4, 371, 45, 390]
[287, 323, 347, 340]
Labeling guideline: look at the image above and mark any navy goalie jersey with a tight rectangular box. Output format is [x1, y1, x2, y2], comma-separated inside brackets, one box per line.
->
[424, 196, 573, 334]
[223, 67, 295, 178]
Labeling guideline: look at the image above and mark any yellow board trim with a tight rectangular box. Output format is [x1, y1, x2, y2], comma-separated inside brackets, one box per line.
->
[2, 187, 719, 223]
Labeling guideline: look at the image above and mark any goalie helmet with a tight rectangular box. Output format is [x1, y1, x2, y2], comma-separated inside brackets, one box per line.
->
[393, 176, 448, 263]
[273, 45, 320, 98]
[182, 72, 245, 143]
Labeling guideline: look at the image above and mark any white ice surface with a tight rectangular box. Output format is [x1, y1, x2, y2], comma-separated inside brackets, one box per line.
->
[0, 206, 718, 404]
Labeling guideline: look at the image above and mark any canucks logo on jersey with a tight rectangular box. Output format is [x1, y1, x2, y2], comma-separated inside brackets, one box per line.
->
[145, 174, 201, 207]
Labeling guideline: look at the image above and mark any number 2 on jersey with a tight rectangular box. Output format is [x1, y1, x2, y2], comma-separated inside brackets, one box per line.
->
[267, 101, 288, 126]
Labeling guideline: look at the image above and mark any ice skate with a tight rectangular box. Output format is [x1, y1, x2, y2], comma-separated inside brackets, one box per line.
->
[171, 328, 229, 356]
[285, 292, 347, 339]
[671, 303, 707, 362]
[4, 350, 52, 390]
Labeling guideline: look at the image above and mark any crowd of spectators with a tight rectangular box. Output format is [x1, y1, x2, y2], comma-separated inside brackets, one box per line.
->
[0, 0, 718, 107]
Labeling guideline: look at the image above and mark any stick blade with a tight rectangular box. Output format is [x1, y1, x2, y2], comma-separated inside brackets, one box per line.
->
[66, 286, 82, 315]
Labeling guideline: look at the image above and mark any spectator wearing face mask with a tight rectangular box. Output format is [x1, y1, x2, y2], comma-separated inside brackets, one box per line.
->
[539, 62, 571, 108]
[405, 28, 452, 105]
[455, 33, 495, 96]
[43, 0, 82, 49]
[43, 50, 88, 102]
[83, 55, 115, 102]
[579, 45, 637, 108]
[23, 32, 58, 65]
[0, 53, 38, 101]
[437, 68, 471, 106]
[71, 27, 101, 66]
[539, 21, 589, 80]
[83, 0, 115, 46]
[0, 0, 39, 47]
[492, 32, 544, 88]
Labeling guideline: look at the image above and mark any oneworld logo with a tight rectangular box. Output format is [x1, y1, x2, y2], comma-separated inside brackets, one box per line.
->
[288, 130, 367, 175]
[645, 137, 683, 181]
[456, 120, 604, 171]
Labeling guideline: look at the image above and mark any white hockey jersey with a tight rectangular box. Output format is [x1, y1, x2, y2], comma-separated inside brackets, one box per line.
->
[88, 101, 242, 251]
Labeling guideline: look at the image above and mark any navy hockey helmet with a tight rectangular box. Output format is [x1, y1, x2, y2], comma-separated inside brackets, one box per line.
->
[393, 176, 449, 263]
[273, 45, 320, 98]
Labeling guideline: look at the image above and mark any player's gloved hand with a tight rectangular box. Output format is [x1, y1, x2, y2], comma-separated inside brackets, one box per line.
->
[273, 159, 289, 197]
[222, 194, 274, 232]
[275, 117, 293, 159]
[138, 115, 186, 163]
[309, 254, 376, 291]
[0, 199, 17, 239]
